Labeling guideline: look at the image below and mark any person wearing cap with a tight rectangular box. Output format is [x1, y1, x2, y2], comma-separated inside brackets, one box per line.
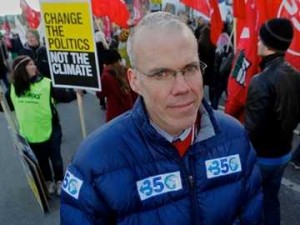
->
[0, 55, 77, 196]
[19, 29, 51, 79]
[96, 49, 136, 122]
[245, 18, 300, 225]
[61, 12, 262, 225]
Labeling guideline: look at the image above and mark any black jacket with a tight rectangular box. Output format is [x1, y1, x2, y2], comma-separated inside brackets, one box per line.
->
[19, 43, 51, 79]
[245, 54, 300, 158]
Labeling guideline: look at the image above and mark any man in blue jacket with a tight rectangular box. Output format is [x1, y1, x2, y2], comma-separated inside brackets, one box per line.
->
[61, 12, 263, 225]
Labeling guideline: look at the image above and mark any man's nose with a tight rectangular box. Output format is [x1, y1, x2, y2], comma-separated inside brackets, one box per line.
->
[171, 72, 190, 94]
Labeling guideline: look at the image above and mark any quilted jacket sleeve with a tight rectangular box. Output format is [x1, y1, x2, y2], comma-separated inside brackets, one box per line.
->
[60, 165, 116, 225]
[239, 143, 263, 225]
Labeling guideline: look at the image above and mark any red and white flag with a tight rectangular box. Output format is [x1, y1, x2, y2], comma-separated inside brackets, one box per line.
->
[92, 0, 130, 28]
[232, 0, 246, 19]
[225, 0, 259, 123]
[20, 0, 41, 29]
[276, 0, 300, 71]
[180, 0, 210, 17]
[209, 0, 223, 45]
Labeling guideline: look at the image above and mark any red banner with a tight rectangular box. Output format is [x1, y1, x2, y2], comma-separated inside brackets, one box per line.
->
[180, 0, 210, 17]
[92, 0, 130, 28]
[209, 0, 223, 45]
[20, 0, 41, 29]
[232, 0, 246, 19]
[225, 0, 259, 123]
[226, 0, 300, 122]
[277, 0, 300, 71]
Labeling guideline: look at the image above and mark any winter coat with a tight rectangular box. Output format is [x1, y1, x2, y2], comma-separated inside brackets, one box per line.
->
[61, 98, 263, 225]
[245, 54, 300, 158]
[96, 66, 136, 122]
[19, 43, 51, 78]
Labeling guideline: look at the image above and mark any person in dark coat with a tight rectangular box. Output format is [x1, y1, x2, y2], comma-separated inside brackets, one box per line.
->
[197, 25, 216, 102]
[96, 49, 136, 122]
[19, 30, 51, 79]
[210, 23, 233, 109]
[245, 18, 300, 225]
[0, 36, 9, 88]
[95, 30, 109, 110]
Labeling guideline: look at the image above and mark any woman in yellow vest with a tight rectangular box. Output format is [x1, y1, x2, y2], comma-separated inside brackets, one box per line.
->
[7, 56, 77, 195]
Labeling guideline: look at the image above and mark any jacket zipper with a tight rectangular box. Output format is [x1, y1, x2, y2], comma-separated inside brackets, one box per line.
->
[188, 153, 200, 225]
[171, 145, 200, 225]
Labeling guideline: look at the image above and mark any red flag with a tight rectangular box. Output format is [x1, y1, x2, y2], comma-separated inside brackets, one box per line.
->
[92, 0, 130, 28]
[20, 0, 41, 29]
[256, 0, 300, 71]
[225, 0, 259, 123]
[276, 1, 300, 71]
[180, 0, 210, 17]
[209, 0, 223, 45]
[232, 0, 246, 19]
[2, 17, 12, 48]
[257, 0, 281, 25]
[2, 19, 10, 33]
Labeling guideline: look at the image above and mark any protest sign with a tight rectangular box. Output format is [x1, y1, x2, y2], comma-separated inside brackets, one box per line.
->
[40, 0, 101, 90]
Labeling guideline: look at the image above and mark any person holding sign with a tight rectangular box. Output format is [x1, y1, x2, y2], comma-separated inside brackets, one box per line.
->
[61, 12, 262, 225]
[19, 30, 51, 79]
[1, 55, 77, 196]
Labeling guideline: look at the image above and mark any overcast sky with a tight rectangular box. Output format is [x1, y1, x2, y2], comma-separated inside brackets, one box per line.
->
[0, 0, 40, 16]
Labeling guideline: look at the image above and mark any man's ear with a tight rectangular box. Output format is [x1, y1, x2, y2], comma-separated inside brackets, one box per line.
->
[128, 68, 142, 95]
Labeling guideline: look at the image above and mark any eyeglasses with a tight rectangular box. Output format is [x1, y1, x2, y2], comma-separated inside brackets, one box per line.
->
[134, 61, 207, 81]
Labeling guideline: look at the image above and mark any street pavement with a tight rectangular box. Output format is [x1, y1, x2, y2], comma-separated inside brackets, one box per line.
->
[0, 92, 300, 225]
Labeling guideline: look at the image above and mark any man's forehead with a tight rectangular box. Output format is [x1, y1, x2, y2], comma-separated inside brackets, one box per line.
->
[132, 28, 197, 68]
[133, 25, 191, 47]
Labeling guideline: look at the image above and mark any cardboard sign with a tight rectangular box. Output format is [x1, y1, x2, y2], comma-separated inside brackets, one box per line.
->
[0, 82, 49, 213]
[40, 0, 101, 91]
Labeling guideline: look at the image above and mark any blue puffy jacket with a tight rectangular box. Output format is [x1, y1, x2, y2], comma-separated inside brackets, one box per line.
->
[61, 98, 263, 225]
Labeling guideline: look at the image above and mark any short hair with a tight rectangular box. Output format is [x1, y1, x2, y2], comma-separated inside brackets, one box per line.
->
[26, 29, 40, 42]
[127, 12, 194, 68]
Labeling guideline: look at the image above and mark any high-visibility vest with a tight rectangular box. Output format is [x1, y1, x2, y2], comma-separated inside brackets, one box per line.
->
[10, 77, 52, 143]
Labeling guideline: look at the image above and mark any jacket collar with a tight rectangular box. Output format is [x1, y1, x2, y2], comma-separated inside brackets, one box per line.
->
[259, 53, 285, 70]
[131, 97, 219, 144]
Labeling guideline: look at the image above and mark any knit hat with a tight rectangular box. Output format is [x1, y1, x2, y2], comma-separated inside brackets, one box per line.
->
[103, 49, 121, 65]
[259, 18, 294, 52]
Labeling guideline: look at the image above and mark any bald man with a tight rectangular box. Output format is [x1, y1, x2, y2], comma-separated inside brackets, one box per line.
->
[61, 12, 262, 225]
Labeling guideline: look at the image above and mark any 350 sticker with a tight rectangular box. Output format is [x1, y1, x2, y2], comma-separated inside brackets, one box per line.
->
[62, 170, 83, 199]
[205, 154, 242, 179]
[137, 171, 182, 201]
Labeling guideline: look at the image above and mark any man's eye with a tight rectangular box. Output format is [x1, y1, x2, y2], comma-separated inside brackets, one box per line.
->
[184, 65, 198, 73]
[151, 70, 168, 78]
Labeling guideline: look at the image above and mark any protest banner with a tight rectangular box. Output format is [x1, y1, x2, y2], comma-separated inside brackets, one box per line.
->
[40, 0, 101, 91]
[12, 131, 50, 213]
[0, 82, 49, 213]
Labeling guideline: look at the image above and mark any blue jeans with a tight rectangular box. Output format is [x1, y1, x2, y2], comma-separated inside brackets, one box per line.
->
[258, 163, 288, 225]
